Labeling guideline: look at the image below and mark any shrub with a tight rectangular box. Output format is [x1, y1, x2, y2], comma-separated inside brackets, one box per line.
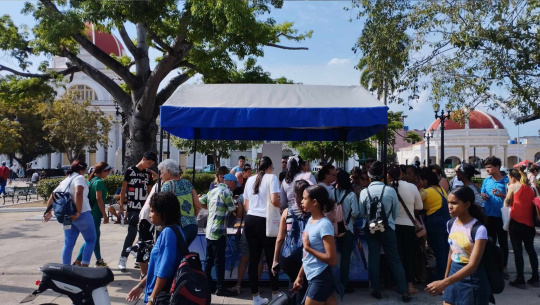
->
[179, 173, 215, 195]
[36, 178, 63, 200]
[103, 175, 124, 198]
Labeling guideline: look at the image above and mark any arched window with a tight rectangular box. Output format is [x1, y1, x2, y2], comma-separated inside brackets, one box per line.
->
[67, 85, 97, 101]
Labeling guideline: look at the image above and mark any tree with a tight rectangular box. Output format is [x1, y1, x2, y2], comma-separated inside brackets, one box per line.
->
[42, 94, 112, 163]
[0, 76, 57, 169]
[0, 0, 311, 170]
[287, 141, 375, 166]
[402, 131, 422, 144]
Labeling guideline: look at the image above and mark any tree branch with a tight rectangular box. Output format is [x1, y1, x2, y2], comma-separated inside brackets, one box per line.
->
[155, 72, 192, 108]
[117, 23, 140, 58]
[265, 43, 308, 50]
[0, 65, 80, 79]
[515, 113, 540, 124]
[62, 49, 131, 110]
[40, 0, 139, 89]
[143, 24, 172, 53]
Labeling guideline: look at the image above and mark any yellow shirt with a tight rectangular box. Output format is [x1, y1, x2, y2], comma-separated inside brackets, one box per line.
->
[423, 186, 447, 215]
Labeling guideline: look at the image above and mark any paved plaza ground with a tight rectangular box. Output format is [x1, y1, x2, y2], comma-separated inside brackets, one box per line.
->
[1, 183, 539, 305]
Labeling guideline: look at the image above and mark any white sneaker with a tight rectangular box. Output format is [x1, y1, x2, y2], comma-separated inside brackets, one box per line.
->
[118, 256, 127, 270]
[252, 295, 269, 305]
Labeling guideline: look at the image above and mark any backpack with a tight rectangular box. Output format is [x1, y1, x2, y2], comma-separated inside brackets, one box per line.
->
[51, 174, 79, 224]
[447, 218, 505, 294]
[155, 225, 211, 305]
[364, 186, 391, 234]
[280, 208, 308, 262]
[325, 189, 352, 237]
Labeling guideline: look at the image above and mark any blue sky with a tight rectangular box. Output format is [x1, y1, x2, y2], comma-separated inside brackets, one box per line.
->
[2, 0, 538, 139]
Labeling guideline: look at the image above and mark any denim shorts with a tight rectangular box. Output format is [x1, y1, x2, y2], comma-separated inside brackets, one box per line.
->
[304, 266, 334, 303]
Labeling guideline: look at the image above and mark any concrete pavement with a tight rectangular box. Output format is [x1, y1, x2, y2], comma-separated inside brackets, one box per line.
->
[0, 209, 539, 305]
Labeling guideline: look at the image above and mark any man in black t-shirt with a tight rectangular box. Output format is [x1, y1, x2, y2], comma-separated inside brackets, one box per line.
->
[118, 151, 158, 271]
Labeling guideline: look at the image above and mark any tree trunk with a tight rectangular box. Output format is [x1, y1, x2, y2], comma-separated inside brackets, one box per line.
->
[124, 114, 158, 169]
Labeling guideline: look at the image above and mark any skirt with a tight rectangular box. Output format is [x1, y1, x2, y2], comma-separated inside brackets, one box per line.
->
[442, 261, 491, 305]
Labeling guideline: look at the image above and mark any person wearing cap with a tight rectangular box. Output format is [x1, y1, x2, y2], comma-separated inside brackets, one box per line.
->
[0, 161, 9, 197]
[74, 162, 112, 267]
[200, 173, 241, 296]
[456, 163, 485, 208]
[450, 164, 464, 190]
[118, 151, 158, 271]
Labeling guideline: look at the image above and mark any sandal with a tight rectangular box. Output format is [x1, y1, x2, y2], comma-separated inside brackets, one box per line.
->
[72, 260, 82, 266]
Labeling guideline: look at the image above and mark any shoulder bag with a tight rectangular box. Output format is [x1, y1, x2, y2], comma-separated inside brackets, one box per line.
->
[395, 188, 426, 238]
[265, 174, 281, 237]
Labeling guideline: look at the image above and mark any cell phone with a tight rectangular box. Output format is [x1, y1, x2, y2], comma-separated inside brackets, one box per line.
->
[63, 216, 72, 230]
[272, 263, 280, 273]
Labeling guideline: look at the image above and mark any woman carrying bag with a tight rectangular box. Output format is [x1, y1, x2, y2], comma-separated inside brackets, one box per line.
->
[243, 156, 281, 305]
[43, 161, 96, 267]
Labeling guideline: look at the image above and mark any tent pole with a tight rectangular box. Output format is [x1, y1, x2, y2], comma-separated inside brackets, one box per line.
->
[383, 83, 388, 184]
[158, 127, 164, 190]
[192, 129, 198, 186]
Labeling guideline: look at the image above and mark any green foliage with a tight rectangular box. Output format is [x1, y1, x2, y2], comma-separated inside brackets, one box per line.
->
[176, 172, 215, 195]
[287, 141, 376, 165]
[42, 94, 112, 163]
[402, 131, 422, 144]
[36, 177, 63, 199]
[102, 175, 123, 198]
[0, 76, 56, 168]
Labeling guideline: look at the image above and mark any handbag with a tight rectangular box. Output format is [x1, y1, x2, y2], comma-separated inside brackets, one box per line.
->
[396, 190, 426, 238]
[265, 174, 280, 237]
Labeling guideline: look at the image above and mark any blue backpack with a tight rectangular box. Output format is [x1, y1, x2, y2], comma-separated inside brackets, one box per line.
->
[52, 175, 79, 224]
[281, 208, 308, 262]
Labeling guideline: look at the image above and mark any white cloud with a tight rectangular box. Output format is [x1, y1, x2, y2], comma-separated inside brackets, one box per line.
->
[327, 58, 351, 66]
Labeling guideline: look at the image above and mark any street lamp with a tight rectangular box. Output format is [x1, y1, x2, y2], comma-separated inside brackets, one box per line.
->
[114, 100, 126, 169]
[423, 128, 434, 165]
[434, 104, 451, 169]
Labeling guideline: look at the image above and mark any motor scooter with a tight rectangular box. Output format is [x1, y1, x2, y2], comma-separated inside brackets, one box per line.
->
[21, 263, 114, 305]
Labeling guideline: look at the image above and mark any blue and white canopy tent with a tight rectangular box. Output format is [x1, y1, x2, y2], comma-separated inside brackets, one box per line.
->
[159, 84, 388, 182]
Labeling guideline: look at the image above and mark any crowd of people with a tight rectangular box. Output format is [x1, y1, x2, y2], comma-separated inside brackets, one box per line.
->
[42, 153, 540, 305]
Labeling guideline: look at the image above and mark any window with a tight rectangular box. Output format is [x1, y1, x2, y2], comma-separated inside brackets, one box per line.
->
[67, 85, 97, 101]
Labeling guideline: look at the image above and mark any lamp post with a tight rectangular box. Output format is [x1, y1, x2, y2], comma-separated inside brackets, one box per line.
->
[114, 100, 126, 170]
[423, 128, 434, 165]
[434, 105, 451, 169]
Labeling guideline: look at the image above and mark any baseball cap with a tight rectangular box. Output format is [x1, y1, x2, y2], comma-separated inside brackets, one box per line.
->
[458, 163, 480, 177]
[143, 151, 158, 162]
[224, 173, 238, 183]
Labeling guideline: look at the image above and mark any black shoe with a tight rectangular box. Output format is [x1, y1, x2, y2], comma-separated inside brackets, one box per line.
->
[502, 268, 509, 280]
[402, 293, 412, 303]
[215, 288, 238, 297]
[344, 285, 355, 294]
[527, 277, 540, 288]
[371, 291, 382, 299]
[509, 277, 526, 289]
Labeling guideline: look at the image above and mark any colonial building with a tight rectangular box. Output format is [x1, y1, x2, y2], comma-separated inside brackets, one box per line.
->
[397, 109, 540, 168]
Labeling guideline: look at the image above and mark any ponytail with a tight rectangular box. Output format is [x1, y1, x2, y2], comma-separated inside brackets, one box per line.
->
[253, 156, 273, 195]
[509, 168, 529, 186]
[66, 160, 87, 175]
[305, 185, 335, 213]
[89, 161, 110, 180]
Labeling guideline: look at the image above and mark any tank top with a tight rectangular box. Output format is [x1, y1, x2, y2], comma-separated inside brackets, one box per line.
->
[510, 184, 536, 227]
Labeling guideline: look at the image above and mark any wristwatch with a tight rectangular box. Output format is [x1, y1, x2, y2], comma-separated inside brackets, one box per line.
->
[147, 297, 155, 304]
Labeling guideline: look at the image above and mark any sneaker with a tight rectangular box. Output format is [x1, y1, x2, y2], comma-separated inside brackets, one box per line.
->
[503, 267, 510, 280]
[118, 256, 127, 271]
[134, 262, 140, 269]
[509, 277, 526, 289]
[215, 288, 238, 297]
[233, 284, 241, 295]
[252, 295, 268, 305]
[95, 259, 108, 267]
[527, 277, 540, 288]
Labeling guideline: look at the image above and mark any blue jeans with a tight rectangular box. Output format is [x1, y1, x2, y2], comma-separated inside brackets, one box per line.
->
[365, 227, 407, 294]
[182, 224, 198, 246]
[425, 208, 450, 280]
[0, 180, 6, 196]
[63, 211, 96, 265]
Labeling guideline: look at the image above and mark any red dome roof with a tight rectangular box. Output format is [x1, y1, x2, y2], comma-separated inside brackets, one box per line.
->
[428, 110, 504, 131]
[85, 23, 125, 57]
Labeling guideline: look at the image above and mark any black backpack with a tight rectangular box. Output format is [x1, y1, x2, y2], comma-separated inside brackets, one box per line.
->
[155, 225, 211, 305]
[447, 218, 505, 294]
[364, 186, 391, 234]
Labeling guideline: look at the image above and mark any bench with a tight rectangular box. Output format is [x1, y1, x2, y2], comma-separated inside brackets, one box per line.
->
[2, 184, 38, 205]
[2, 187, 15, 205]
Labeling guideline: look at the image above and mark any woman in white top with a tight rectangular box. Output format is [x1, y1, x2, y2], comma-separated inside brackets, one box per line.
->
[280, 155, 315, 212]
[43, 161, 96, 267]
[388, 164, 423, 294]
[243, 156, 281, 305]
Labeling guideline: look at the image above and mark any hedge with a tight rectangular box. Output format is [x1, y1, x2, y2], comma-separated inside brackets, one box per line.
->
[36, 173, 216, 200]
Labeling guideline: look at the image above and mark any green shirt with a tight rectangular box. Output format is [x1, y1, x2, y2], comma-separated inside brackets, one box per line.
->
[88, 177, 107, 218]
[200, 183, 237, 240]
